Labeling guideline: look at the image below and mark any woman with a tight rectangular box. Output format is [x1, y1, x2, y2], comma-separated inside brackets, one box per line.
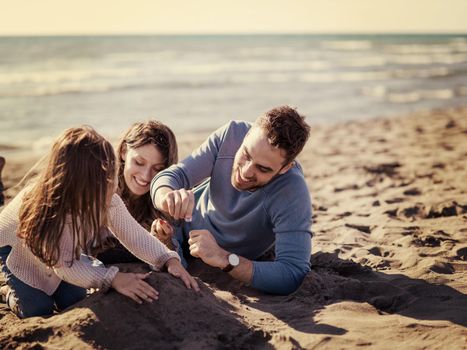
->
[97, 120, 176, 264]
[0, 126, 198, 318]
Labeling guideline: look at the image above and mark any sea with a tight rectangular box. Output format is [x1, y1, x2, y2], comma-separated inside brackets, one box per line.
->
[1, 34, 467, 154]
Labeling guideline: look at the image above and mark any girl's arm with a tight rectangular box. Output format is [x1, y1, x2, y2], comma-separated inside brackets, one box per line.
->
[53, 224, 119, 291]
[109, 194, 198, 291]
[53, 253, 118, 291]
[53, 228, 160, 303]
[107, 194, 180, 270]
[54, 194, 196, 295]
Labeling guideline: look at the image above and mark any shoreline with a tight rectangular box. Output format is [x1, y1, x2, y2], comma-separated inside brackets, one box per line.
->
[1, 103, 465, 165]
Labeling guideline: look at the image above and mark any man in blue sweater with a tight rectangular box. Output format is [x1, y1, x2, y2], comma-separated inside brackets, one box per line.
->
[150, 106, 312, 294]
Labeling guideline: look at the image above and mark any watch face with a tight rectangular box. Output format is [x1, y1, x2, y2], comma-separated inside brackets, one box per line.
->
[228, 254, 240, 266]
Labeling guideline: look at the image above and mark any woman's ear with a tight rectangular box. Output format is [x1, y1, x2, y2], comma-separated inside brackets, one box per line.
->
[120, 143, 127, 161]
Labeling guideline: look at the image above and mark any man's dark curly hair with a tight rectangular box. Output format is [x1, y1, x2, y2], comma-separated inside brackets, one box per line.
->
[256, 105, 310, 164]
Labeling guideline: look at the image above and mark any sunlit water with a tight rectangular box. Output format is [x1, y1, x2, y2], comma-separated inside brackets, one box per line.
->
[1, 34, 466, 154]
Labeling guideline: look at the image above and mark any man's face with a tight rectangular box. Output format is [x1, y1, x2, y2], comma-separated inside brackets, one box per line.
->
[231, 126, 293, 191]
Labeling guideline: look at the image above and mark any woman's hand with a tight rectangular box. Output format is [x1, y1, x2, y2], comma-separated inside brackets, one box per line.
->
[165, 258, 200, 292]
[111, 272, 159, 304]
[151, 219, 175, 250]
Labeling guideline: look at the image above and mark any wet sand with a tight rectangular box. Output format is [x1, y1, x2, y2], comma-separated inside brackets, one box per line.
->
[1, 106, 466, 349]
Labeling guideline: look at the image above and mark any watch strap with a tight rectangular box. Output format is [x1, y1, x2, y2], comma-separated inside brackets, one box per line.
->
[222, 263, 235, 273]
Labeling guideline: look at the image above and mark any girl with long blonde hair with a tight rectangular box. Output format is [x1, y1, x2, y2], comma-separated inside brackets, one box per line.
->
[0, 126, 198, 318]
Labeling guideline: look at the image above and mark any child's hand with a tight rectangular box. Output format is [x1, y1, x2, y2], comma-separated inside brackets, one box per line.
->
[151, 219, 175, 249]
[111, 272, 159, 304]
[165, 258, 200, 292]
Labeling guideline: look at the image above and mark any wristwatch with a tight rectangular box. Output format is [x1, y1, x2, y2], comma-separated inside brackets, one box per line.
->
[222, 253, 240, 272]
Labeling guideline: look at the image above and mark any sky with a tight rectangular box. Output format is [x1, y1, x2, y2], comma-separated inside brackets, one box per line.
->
[0, 0, 466, 35]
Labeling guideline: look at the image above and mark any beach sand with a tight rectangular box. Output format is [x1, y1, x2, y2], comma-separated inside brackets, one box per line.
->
[1, 107, 466, 349]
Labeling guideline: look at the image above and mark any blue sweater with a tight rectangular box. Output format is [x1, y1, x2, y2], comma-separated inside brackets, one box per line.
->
[151, 121, 312, 294]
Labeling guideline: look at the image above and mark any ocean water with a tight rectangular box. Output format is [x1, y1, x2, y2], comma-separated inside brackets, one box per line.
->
[1, 34, 467, 153]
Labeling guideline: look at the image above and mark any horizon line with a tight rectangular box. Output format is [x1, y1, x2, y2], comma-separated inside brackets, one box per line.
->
[1, 31, 467, 38]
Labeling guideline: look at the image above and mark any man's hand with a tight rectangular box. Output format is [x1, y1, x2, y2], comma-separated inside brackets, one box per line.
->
[188, 230, 228, 268]
[155, 187, 195, 221]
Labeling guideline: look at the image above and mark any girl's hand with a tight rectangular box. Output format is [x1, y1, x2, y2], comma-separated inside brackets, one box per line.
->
[111, 272, 159, 304]
[165, 258, 200, 292]
[151, 219, 175, 249]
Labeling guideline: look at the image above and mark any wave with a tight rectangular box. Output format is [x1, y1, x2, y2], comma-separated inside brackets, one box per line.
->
[361, 86, 461, 103]
[235, 47, 298, 57]
[336, 53, 467, 68]
[0, 79, 235, 98]
[165, 59, 333, 74]
[0, 84, 112, 97]
[1, 65, 459, 98]
[386, 53, 467, 65]
[0, 67, 137, 85]
[384, 41, 467, 55]
[105, 50, 180, 62]
[300, 67, 450, 83]
[321, 40, 373, 51]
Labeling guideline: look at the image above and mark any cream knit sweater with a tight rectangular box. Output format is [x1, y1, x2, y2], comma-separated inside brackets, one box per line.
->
[0, 189, 179, 295]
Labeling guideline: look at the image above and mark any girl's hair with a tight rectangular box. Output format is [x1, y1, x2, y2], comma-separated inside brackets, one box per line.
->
[117, 120, 178, 229]
[17, 126, 116, 267]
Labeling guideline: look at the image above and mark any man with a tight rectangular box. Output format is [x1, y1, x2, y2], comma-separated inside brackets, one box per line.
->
[150, 106, 312, 294]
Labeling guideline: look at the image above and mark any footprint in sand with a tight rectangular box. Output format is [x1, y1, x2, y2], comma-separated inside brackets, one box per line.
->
[440, 142, 454, 151]
[403, 188, 422, 196]
[366, 246, 393, 259]
[385, 198, 405, 204]
[387, 201, 467, 221]
[345, 223, 371, 234]
[412, 230, 458, 248]
[427, 200, 467, 218]
[429, 261, 455, 274]
[445, 120, 457, 128]
[455, 247, 467, 261]
[432, 162, 445, 169]
[397, 204, 426, 220]
[413, 236, 442, 247]
[364, 162, 401, 177]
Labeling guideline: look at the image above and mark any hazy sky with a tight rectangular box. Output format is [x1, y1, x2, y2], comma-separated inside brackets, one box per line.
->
[1, 0, 466, 35]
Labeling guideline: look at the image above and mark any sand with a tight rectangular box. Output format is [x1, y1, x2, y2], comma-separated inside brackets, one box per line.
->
[1, 107, 466, 349]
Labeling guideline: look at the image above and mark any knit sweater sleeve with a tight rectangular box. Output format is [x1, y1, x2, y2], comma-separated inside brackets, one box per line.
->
[0, 187, 26, 247]
[52, 194, 179, 289]
[107, 194, 180, 270]
[53, 224, 119, 291]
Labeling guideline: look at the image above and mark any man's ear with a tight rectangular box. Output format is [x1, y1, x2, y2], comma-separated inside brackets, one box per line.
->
[279, 161, 295, 175]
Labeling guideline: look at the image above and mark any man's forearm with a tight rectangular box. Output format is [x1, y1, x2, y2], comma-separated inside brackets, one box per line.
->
[226, 256, 253, 284]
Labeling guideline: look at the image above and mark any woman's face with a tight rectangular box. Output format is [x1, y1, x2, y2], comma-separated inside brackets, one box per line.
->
[122, 143, 165, 196]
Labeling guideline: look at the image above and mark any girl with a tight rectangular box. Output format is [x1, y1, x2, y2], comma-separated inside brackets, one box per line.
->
[0, 126, 198, 319]
[97, 120, 177, 264]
